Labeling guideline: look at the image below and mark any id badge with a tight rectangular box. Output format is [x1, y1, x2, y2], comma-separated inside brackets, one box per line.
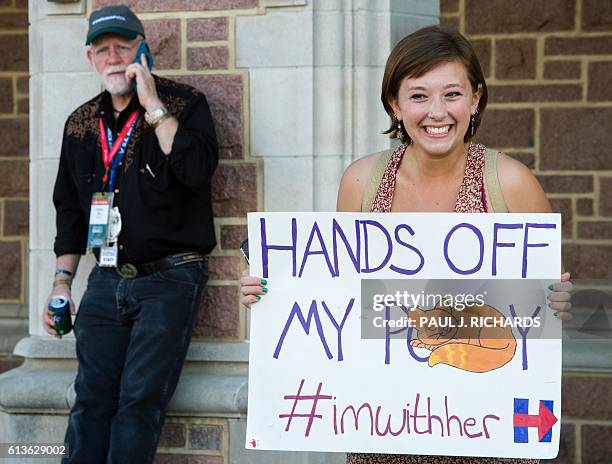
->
[86, 192, 114, 248]
[99, 242, 118, 267]
[108, 206, 122, 242]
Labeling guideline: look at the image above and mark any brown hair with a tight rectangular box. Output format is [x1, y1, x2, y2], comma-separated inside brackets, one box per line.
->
[381, 25, 488, 143]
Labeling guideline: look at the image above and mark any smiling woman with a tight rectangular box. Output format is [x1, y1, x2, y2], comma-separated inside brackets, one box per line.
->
[381, 27, 486, 149]
[336, 24, 566, 464]
[239, 24, 573, 464]
[389, 61, 480, 159]
[336, 25, 561, 218]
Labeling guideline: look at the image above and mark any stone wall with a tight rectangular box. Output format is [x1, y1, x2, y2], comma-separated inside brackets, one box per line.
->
[441, 1, 612, 463]
[0, 0, 28, 372]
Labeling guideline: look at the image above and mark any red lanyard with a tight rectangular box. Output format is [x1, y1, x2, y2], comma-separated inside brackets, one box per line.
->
[99, 110, 139, 183]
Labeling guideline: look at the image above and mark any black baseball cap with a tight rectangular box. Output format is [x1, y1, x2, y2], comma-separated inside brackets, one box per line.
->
[86, 5, 145, 45]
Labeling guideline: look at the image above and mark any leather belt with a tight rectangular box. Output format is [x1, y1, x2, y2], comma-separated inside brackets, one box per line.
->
[100, 251, 207, 279]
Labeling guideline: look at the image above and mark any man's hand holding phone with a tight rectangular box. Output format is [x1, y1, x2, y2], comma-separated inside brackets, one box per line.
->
[125, 40, 178, 154]
[125, 41, 162, 113]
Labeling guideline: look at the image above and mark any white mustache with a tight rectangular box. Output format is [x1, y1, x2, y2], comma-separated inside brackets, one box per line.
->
[104, 66, 127, 77]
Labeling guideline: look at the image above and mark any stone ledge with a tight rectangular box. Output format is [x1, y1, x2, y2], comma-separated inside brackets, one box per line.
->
[14, 337, 250, 363]
[14, 337, 76, 359]
[13, 336, 612, 371]
[170, 371, 247, 416]
[0, 363, 248, 416]
[0, 303, 27, 319]
[563, 339, 612, 372]
[0, 319, 28, 355]
[0, 364, 74, 412]
[4, 338, 608, 418]
[263, 0, 307, 7]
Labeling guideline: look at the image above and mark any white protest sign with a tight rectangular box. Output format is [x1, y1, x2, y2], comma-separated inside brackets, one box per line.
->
[246, 212, 562, 459]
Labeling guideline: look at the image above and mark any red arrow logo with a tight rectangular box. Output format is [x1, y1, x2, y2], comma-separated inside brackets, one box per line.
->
[513, 400, 558, 441]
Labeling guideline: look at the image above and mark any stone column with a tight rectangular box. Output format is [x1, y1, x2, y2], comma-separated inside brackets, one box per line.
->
[237, 0, 439, 212]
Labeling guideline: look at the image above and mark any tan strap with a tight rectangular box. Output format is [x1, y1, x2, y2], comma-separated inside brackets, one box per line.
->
[361, 148, 395, 212]
[484, 148, 508, 213]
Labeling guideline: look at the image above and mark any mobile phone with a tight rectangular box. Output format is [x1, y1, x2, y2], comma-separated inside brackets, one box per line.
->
[131, 41, 154, 91]
[240, 239, 249, 265]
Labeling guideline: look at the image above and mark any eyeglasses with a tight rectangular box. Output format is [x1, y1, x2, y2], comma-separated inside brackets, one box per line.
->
[91, 41, 139, 61]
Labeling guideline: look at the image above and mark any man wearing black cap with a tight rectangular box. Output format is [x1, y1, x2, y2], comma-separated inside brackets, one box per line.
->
[43, 5, 218, 463]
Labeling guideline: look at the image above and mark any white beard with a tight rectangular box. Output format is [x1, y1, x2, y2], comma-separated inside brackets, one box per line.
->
[100, 66, 131, 95]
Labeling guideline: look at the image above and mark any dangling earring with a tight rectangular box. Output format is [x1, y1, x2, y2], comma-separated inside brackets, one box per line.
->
[470, 110, 478, 137]
[396, 116, 407, 144]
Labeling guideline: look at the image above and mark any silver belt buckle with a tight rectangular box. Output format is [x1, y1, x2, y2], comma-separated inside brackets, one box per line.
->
[117, 263, 138, 279]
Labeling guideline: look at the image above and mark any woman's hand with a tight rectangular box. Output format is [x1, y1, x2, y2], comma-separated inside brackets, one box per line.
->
[240, 268, 268, 309]
[547, 272, 572, 321]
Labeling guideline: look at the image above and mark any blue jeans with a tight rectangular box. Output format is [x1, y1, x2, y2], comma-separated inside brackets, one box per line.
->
[63, 261, 208, 464]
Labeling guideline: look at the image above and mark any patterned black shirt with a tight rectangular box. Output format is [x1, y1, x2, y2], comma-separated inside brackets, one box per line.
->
[53, 76, 219, 264]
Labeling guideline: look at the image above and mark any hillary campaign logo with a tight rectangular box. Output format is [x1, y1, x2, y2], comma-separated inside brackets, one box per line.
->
[513, 398, 558, 443]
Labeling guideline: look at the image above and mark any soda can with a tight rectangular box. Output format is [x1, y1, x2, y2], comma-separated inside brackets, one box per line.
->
[48, 296, 73, 336]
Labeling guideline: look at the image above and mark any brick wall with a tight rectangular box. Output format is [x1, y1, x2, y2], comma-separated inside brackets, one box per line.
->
[441, 0, 612, 280]
[155, 418, 228, 464]
[0, 0, 28, 373]
[441, 1, 612, 463]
